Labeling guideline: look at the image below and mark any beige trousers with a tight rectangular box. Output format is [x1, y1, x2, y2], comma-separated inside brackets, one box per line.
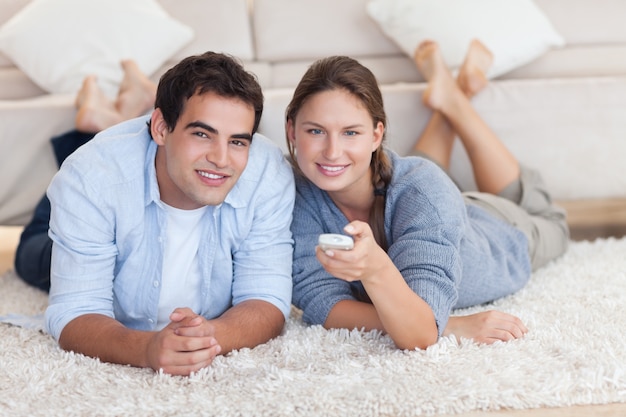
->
[409, 152, 570, 271]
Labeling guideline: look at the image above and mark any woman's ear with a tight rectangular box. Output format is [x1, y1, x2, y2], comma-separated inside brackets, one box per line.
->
[286, 118, 296, 145]
[372, 121, 385, 151]
[150, 108, 168, 146]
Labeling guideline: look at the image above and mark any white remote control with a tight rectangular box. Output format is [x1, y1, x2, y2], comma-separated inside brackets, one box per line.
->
[318, 233, 354, 251]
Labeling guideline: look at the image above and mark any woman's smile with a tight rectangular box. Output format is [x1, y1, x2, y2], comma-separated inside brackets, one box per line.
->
[317, 163, 349, 176]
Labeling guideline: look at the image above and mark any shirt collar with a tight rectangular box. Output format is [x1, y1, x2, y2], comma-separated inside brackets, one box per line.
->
[145, 139, 161, 208]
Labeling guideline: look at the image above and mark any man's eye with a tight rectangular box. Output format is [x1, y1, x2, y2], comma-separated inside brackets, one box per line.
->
[194, 131, 209, 138]
[308, 129, 323, 135]
[231, 139, 249, 147]
[344, 130, 358, 136]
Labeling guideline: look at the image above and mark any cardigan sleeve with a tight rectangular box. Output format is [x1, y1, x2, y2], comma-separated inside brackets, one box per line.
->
[290, 177, 356, 326]
[385, 157, 467, 334]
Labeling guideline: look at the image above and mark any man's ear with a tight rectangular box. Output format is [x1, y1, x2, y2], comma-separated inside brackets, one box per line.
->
[372, 121, 385, 151]
[150, 108, 168, 146]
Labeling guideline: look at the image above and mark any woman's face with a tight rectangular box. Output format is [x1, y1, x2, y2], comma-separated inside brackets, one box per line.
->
[287, 89, 384, 196]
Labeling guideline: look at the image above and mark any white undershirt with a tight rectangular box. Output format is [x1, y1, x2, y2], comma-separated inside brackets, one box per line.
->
[156, 202, 207, 329]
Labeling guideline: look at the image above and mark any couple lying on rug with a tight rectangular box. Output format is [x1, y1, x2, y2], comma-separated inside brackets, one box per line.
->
[14, 41, 569, 376]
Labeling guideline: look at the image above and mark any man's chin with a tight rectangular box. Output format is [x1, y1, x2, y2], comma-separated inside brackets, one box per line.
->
[194, 191, 229, 207]
[188, 181, 235, 207]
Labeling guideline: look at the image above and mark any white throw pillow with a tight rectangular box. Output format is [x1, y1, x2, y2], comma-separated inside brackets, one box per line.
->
[0, 0, 194, 96]
[366, 0, 565, 78]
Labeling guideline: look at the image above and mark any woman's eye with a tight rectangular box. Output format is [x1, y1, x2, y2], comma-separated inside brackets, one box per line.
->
[308, 128, 323, 135]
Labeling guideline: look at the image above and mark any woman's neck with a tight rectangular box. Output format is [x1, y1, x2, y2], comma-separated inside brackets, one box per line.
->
[328, 179, 375, 223]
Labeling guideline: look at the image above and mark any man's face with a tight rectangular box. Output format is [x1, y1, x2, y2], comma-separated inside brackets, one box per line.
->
[151, 92, 255, 209]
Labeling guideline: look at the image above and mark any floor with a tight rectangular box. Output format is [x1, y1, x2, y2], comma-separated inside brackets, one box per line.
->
[1, 198, 625, 416]
[558, 198, 626, 242]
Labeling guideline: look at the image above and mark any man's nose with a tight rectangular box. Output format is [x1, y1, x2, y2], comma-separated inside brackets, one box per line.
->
[207, 140, 228, 167]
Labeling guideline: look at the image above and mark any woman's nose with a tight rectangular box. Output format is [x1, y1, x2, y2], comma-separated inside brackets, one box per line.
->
[322, 134, 342, 160]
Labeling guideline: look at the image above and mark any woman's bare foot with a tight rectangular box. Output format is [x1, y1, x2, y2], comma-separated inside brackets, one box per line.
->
[456, 39, 493, 98]
[75, 76, 123, 133]
[413, 40, 463, 113]
[415, 40, 520, 194]
[116, 60, 157, 120]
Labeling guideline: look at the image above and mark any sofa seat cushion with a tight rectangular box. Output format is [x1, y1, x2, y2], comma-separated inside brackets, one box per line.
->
[0, 94, 75, 225]
[503, 45, 626, 80]
[258, 76, 626, 201]
[0, 67, 44, 99]
[268, 57, 422, 89]
[260, 42, 626, 90]
[449, 77, 626, 200]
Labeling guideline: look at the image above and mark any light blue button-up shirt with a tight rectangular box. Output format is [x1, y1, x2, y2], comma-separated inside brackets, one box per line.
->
[45, 116, 295, 341]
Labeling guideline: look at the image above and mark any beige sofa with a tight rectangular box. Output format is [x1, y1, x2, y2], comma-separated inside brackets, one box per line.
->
[1, 0, 625, 226]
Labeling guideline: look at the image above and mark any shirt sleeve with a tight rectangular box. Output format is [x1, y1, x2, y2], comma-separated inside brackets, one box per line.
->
[230, 147, 296, 319]
[44, 160, 118, 341]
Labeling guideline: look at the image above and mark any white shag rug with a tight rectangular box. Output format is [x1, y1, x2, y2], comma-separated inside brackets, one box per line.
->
[1, 237, 626, 417]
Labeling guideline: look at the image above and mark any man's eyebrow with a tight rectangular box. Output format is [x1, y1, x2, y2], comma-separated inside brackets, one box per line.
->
[186, 121, 218, 134]
[186, 121, 252, 141]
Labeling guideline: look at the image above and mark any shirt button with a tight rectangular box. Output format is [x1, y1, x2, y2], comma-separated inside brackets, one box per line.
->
[148, 318, 154, 324]
[153, 281, 159, 287]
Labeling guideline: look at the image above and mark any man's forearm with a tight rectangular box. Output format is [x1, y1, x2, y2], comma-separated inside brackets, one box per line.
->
[58, 302, 285, 371]
[210, 300, 285, 354]
[58, 314, 153, 368]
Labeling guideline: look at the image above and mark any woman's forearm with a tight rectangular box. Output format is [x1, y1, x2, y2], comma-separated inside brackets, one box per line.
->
[363, 264, 439, 350]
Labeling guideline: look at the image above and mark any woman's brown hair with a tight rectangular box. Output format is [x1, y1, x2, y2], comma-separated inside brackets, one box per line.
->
[285, 56, 393, 250]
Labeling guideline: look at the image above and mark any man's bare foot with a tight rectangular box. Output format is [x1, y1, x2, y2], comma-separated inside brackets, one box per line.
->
[116, 60, 157, 120]
[75, 76, 124, 133]
[413, 40, 464, 112]
[456, 39, 493, 98]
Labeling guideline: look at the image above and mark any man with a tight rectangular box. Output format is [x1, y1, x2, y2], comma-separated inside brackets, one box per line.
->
[45, 52, 295, 376]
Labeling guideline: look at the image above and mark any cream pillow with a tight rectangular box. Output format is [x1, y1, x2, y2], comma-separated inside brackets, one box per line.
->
[0, 0, 194, 96]
[366, 0, 565, 78]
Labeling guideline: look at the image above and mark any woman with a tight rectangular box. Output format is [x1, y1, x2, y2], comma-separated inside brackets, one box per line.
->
[285, 40, 569, 350]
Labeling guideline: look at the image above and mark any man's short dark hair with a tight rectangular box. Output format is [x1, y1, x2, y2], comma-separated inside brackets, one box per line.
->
[154, 51, 264, 134]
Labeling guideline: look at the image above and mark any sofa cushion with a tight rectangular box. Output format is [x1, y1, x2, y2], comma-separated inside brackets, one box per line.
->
[270, 57, 423, 89]
[0, 0, 194, 96]
[366, 0, 565, 79]
[535, 0, 626, 45]
[258, 76, 626, 201]
[0, 66, 44, 99]
[0, 0, 29, 67]
[502, 45, 626, 80]
[0, 0, 29, 24]
[253, 0, 402, 61]
[158, 0, 254, 62]
[0, 94, 75, 225]
[456, 77, 626, 199]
